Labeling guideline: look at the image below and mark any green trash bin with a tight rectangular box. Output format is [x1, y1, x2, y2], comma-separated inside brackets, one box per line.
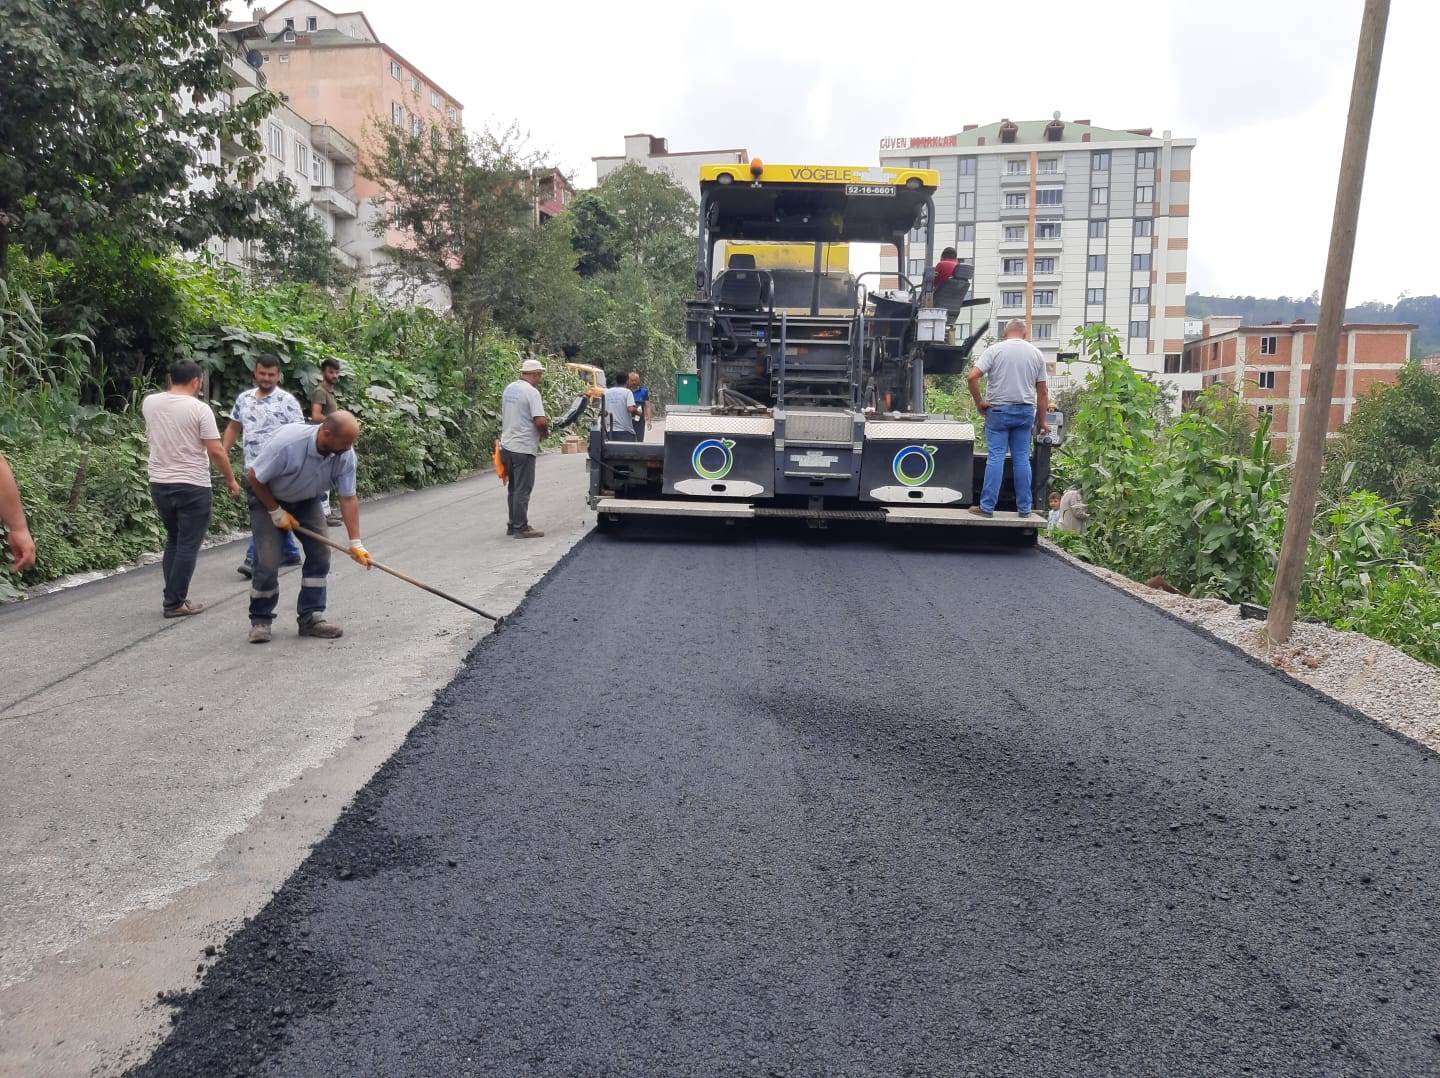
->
[675, 372, 700, 406]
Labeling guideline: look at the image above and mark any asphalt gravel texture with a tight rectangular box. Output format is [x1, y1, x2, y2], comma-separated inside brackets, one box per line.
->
[135, 526, 1440, 1077]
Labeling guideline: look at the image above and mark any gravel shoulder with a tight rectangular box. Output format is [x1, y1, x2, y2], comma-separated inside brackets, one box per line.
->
[1040, 538, 1440, 753]
[132, 526, 1440, 1077]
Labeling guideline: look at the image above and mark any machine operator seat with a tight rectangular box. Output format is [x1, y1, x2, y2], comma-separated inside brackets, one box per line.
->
[932, 262, 975, 313]
[713, 268, 772, 311]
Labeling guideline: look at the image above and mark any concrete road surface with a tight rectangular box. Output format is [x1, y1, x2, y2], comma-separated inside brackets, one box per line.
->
[0, 453, 590, 1074]
[136, 529, 1440, 1077]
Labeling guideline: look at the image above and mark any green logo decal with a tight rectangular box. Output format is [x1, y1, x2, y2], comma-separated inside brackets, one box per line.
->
[692, 438, 736, 481]
[892, 444, 937, 487]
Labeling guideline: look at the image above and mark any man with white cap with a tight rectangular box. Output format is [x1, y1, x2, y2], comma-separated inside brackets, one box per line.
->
[499, 358, 549, 538]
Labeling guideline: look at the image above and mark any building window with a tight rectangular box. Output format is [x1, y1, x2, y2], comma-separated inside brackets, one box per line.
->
[410, 114, 423, 138]
[283, 17, 294, 29]
[1033, 289, 1056, 306]
[1092, 151, 1110, 172]
[410, 77, 421, 96]
[1034, 257, 1056, 273]
[1006, 159, 1027, 175]
[1132, 253, 1152, 270]
[1257, 404, 1276, 417]
[1032, 322, 1055, 340]
[430, 90, 441, 108]
[1257, 370, 1277, 389]
[1003, 224, 1025, 241]
[1088, 220, 1107, 239]
[1130, 319, 1150, 338]
[1001, 291, 1024, 307]
[1164, 353, 1182, 373]
[389, 60, 402, 80]
[1038, 157, 1059, 174]
[1137, 149, 1157, 169]
[910, 157, 930, 169]
[1037, 220, 1060, 239]
[1131, 286, 1150, 304]
[1086, 287, 1105, 304]
[311, 153, 325, 185]
[1090, 187, 1108, 206]
[294, 140, 308, 177]
[1036, 187, 1062, 206]
[957, 223, 975, 242]
[306, 15, 318, 30]
[446, 105, 457, 124]
[391, 101, 404, 126]
[956, 191, 974, 209]
[957, 157, 976, 175]
[1135, 185, 1154, 203]
[1004, 192, 1026, 208]
[279, 51, 290, 62]
[1002, 257, 1025, 275]
[1134, 218, 1153, 237]
[1087, 254, 1105, 272]
[1259, 335, 1278, 355]
[267, 122, 283, 159]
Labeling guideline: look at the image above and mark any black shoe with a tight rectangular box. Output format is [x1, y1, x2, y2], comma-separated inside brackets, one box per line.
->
[237, 561, 253, 579]
[968, 507, 994, 518]
[283, 554, 303, 567]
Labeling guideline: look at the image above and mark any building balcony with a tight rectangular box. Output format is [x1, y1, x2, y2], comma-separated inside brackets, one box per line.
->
[312, 185, 358, 219]
[998, 236, 1029, 250]
[1032, 234, 1063, 250]
[997, 271, 1028, 284]
[998, 203, 1031, 218]
[310, 124, 359, 165]
[331, 246, 360, 271]
[1000, 170, 1032, 186]
[1032, 269, 1063, 284]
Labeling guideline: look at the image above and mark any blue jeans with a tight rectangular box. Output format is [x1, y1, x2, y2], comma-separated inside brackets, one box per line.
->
[247, 496, 330, 626]
[245, 532, 300, 564]
[980, 403, 1036, 514]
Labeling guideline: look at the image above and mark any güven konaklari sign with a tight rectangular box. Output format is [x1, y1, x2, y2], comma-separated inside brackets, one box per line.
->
[878, 135, 958, 151]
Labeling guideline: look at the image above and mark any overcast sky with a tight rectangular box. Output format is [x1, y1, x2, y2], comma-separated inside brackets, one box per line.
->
[244, 0, 1435, 303]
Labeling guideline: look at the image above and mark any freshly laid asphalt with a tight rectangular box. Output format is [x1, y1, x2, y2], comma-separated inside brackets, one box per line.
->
[136, 527, 1440, 1077]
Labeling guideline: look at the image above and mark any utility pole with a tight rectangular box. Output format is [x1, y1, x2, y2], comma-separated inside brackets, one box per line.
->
[1266, 0, 1390, 647]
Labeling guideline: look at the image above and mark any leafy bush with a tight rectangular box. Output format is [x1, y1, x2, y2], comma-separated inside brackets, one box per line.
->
[1051, 324, 1440, 666]
[1, 257, 583, 594]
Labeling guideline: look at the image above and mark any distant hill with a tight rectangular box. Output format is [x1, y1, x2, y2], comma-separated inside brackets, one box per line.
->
[1186, 293, 1440, 357]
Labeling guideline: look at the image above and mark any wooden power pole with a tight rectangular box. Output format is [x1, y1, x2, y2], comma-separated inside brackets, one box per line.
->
[1266, 0, 1391, 647]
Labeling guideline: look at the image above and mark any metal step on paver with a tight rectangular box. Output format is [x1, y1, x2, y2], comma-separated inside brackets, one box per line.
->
[884, 506, 1041, 529]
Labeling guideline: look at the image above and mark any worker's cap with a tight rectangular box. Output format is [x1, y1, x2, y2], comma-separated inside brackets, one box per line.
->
[520, 358, 545, 373]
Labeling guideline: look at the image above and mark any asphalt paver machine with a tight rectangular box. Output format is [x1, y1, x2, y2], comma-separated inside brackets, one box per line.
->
[588, 160, 1050, 535]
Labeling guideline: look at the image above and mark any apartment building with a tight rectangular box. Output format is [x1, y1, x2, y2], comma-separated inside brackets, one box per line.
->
[593, 134, 747, 201]
[204, 23, 361, 274]
[246, 1, 464, 305]
[1183, 317, 1415, 455]
[877, 116, 1195, 393]
[530, 168, 576, 226]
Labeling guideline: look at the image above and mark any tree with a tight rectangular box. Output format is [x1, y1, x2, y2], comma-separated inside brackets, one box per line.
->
[568, 192, 622, 277]
[366, 121, 580, 358]
[249, 181, 342, 288]
[580, 164, 696, 302]
[0, 1, 290, 274]
[1324, 362, 1440, 528]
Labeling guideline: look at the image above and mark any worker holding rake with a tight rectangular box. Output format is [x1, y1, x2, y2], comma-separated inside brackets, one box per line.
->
[244, 411, 371, 645]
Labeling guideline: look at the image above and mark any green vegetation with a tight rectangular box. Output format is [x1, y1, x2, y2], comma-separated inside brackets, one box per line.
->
[0, 260, 584, 597]
[1051, 324, 1440, 667]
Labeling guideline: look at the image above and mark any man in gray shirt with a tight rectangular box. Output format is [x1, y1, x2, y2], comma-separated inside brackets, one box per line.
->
[499, 359, 549, 539]
[244, 412, 370, 644]
[967, 320, 1051, 517]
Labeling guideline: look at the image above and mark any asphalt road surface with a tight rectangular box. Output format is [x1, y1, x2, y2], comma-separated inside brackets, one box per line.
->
[136, 528, 1440, 1077]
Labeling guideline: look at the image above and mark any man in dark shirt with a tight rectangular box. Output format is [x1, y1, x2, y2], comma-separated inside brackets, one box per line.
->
[310, 359, 343, 526]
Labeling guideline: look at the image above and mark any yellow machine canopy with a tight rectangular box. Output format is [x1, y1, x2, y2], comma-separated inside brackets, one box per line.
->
[698, 163, 939, 244]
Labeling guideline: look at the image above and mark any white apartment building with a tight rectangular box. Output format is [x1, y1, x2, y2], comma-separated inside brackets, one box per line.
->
[878, 116, 1196, 395]
[202, 22, 361, 275]
[593, 134, 747, 202]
